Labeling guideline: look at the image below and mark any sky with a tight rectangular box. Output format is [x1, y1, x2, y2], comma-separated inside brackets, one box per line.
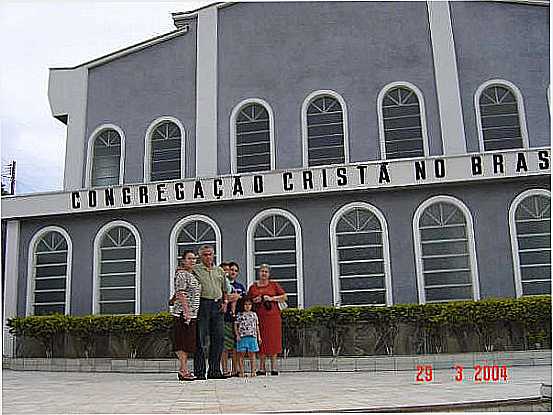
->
[0, 0, 210, 194]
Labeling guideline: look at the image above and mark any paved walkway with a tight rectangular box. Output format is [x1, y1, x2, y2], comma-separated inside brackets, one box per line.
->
[2, 366, 551, 413]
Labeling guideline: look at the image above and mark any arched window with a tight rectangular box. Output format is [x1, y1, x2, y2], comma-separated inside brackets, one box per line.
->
[378, 82, 428, 160]
[169, 215, 222, 293]
[509, 189, 551, 297]
[231, 100, 275, 174]
[93, 221, 141, 315]
[413, 196, 479, 304]
[247, 209, 303, 308]
[302, 90, 348, 167]
[145, 117, 185, 182]
[330, 203, 392, 307]
[26, 227, 72, 316]
[87, 125, 124, 187]
[475, 80, 528, 151]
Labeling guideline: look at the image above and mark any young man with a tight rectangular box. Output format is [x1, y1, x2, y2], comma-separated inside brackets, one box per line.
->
[221, 262, 246, 376]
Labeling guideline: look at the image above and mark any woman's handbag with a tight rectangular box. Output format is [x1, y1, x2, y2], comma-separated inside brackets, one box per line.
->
[278, 300, 288, 311]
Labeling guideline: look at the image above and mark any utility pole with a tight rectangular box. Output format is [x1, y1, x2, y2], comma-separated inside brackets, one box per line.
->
[1, 161, 15, 195]
[9, 161, 15, 195]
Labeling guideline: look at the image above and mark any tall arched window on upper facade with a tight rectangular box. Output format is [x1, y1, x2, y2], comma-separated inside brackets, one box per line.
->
[231, 100, 275, 174]
[330, 203, 392, 307]
[93, 221, 141, 315]
[413, 196, 480, 304]
[378, 82, 428, 160]
[475, 80, 529, 151]
[247, 209, 303, 308]
[302, 90, 348, 167]
[509, 189, 551, 297]
[26, 227, 72, 316]
[87, 125, 124, 187]
[145, 117, 185, 182]
[169, 215, 222, 293]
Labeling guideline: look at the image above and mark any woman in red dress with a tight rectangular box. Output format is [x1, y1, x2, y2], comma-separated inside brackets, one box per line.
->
[247, 264, 287, 375]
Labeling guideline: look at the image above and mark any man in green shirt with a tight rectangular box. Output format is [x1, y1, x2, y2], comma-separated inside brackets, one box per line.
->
[193, 245, 229, 380]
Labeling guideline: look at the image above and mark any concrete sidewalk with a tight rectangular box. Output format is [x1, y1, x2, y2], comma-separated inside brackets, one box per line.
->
[2, 365, 551, 413]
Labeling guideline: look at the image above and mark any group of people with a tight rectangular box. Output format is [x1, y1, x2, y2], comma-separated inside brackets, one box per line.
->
[170, 244, 287, 381]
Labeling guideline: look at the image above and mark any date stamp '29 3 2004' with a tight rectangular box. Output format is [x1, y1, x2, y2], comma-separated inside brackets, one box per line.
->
[415, 365, 509, 383]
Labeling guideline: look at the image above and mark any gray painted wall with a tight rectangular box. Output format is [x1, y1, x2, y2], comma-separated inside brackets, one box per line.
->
[85, 26, 198, 186]
[216, 1, 443, 174]
[16, 177, 549, 316]
[450, 2, 550, 152]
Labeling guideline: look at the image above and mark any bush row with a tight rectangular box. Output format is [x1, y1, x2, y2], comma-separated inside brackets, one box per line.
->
[8, 296, 551, 358]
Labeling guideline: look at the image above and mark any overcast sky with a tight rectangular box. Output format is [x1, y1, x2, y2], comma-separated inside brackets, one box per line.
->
[0, 0, 210, 194]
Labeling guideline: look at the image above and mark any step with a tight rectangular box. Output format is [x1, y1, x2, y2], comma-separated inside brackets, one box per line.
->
[3, 349, 551, 373]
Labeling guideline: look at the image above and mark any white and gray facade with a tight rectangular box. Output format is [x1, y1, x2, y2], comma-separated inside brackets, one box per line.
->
[2, 1, 551, 353]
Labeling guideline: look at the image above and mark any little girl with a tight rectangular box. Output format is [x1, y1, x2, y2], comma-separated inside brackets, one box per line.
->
[234, 297, 262, 377]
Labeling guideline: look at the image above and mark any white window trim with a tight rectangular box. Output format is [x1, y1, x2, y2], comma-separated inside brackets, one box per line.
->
[301, 89, 350, 168]
[168, 214, 223, 294]
[412, 195, 480, 304]
[230, 98, 276, 174]
[474, 79, 530, 153]
[85, 124, 126, 188]
[26, 226, 73, 316]
[329, 202, 393, 307]
[246, 208, 304, 308]
[92, 220, 141, 315]
[377, 81, 430, 161]
[143, 116, 186, 183]
[508, 188, 551, 298]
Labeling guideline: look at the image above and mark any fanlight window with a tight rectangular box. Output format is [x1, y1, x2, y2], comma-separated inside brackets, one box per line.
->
[235, 103, 271, 173]
[98, 226, 137, 314]
[306, 95, 345, 166]
[418, 202, 474, 302]
[253, 214, 299, 307]
[92, 129, 121, 187]
[150, 121, 182, 181]
[32, 231, 69, 315]
[513, 194, 551, 295]
[478, 85, 523, 151]
[381, 87, 425, 159]
[177, 220, 218, 262]
[335, 208, 388, 306]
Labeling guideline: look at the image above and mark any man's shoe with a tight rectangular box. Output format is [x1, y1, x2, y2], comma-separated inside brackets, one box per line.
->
[256, 370, 266, 376]
[207, 373, 229, 379]
[195, 375, 207, 380]
[270, 370, 279, 376]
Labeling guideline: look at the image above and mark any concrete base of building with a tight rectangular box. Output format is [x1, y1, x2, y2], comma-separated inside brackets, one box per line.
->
[3, 349, 550, 374]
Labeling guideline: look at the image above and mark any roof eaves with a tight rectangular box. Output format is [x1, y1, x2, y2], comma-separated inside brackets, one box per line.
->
[50, 26, 189, 71]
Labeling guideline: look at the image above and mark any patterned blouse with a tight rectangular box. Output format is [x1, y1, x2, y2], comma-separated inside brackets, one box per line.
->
[172, 269, 201, 320]
[235, 311, 259, 337]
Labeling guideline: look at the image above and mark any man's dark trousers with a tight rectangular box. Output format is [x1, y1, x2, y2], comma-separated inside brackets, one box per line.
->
[194, 298, 224, 378]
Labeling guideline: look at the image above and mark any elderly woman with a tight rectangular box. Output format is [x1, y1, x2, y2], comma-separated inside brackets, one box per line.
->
[172, 250, 201, 381]
[247, 264, 287, 375]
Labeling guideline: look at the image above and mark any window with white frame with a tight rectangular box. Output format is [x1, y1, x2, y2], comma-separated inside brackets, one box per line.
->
[251, 213, 301, 307]
[478, 84, 524, 151]
[176, 219, 219, 262]
[332, 204, 391, 306]
[29, 230, 70, 315]
[91, 128, 122, 187]
[149, 120, 182, 181]
[305, 95, 346, 166]
[381, 86, 425, 159]
[97, 226, 138, 314]
[235, 103, 272, 173]
[511, 191, 551, 296]
[416, 200, 477, 303]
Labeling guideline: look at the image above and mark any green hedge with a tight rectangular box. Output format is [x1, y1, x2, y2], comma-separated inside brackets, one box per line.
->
[8, 296, 551, 357]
